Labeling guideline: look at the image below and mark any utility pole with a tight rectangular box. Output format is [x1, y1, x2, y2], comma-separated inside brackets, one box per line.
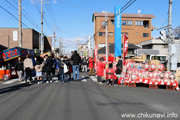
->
[59, 38, 61, 56]
[88, 35, 91, 57]
[40, 0, 44, 54]
[77, 37, 79, 51]
[54, 26, 56, 53]
[105, 11, 108, 61]
[167, 0, 172, 71]
[18, 0, 22, 47]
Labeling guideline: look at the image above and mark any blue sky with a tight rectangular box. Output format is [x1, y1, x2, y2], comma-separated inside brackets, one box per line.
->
[0, 0, 180, 53]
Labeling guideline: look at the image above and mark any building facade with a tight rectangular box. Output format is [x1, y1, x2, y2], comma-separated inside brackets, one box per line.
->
[78, 44, 88, 57]
[0, 28, 52, 52]
[92, 13, 155, 49]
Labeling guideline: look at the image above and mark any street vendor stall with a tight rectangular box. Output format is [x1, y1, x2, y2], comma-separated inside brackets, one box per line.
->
[118, 59, 179, 91]
[0, 47, 34, 80]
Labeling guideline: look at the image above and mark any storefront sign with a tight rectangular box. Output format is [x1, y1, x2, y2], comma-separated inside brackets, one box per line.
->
[0, 47, 20, 61]
[0, 47, 35, 62]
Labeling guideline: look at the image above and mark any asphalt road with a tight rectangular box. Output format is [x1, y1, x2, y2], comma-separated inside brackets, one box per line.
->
[0, 72, 180, 120]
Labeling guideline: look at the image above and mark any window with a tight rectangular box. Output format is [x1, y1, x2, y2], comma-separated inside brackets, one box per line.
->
[98, 44, 106, 48]
[135, 21, 143, 26]
[143, 21, 149, 28]
[111, 19, 114, 25]
[135, 20, 149, 28]
[122, 20, 133, 26]
[143, 33, 149, 37]
[99, 32, 113, 36]
[102, 21, 108, 26]
[108, 32, 113, 36]
[122, 32, 128, 37]
[99, 32, 105, 36]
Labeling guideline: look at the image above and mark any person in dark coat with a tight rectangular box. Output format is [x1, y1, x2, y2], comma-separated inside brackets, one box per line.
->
[116, 56, 123, 74]
[15, 57, 24, 82]
[44, 55, 53, 83]
[71, 50, 81, 81]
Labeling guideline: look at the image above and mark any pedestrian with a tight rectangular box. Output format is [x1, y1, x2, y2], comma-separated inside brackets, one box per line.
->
[35, 61, 44, 84]
[116, 56, 123, 74]
[63, 56, 70, 81]
[71, 50, 81, 81]
[15, 57, 24, 82]
[44, 55, 53, 83]
[24, 54, 33, 83]
[97, 58, 105, 84]
[82, 57, 88, 72]
[89, 56, 94, 76]
[58, 56, 65, 83]
[51, 56, 57, 77]
[68, 60, 72, 80]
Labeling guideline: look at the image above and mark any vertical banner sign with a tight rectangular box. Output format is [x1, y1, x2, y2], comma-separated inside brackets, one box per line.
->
[13, 31, 18, 41]
[114, 6, 122, 57]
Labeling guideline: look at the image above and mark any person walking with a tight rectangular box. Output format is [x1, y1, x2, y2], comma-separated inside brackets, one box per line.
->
[116, 56, 123, 74]
[51, 56, 57, 77]
[97, 58, 105, 84]
[35, 61, 44, 84]
[58, 56, 65, 83]
[71, 50, 81, 81]
[63, 56, 70, 81]
[89, 57, 94, 76]
[44, 55, 53, 83]
[15, 57, 24, 82]
[24, 54, 33, 83]
[82, 57, 88, 72]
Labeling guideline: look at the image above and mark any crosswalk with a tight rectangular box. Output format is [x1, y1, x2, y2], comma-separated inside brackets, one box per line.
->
[2, 79, 19, 85]
[90, 76, 97, 82]
[0, 76, 87, 85]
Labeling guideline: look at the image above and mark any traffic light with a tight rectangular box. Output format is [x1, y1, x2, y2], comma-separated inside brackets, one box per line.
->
[159, 30, 167, 42]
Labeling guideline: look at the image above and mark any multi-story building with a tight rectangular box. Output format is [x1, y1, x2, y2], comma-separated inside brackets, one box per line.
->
[92, 12, 155, 49]
[0, 28, 52, 52]
[78, 44, 88, 57]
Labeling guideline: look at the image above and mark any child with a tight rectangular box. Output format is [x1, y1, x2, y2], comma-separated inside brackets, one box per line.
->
[35, 61, 44, 84]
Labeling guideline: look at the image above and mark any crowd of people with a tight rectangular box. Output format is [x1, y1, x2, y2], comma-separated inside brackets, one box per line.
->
[14, 50, 123, 85]
[14, 50, 90, 84]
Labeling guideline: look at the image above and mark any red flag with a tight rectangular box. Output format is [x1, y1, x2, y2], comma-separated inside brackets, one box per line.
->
[123, 35, 128, 65]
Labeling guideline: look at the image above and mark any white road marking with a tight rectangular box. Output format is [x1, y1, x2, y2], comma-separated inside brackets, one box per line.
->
[90, 76, 97, 82]
[2, 79, 19, 84]
[80, 76, 87, 82]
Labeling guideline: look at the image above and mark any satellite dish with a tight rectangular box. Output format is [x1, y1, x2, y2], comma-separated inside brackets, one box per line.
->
[138, 10, 141, 14]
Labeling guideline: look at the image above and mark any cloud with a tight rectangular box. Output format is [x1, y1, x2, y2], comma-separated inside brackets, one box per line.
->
[30, 0, 39, 4]
[60, 37, 88, 53]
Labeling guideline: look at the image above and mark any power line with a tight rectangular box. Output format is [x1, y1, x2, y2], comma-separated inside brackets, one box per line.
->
[0, 5, 33, 31]
[3, 0, 41, 31]
[57, 0, 97, 11]
[120, 0, 136, 13]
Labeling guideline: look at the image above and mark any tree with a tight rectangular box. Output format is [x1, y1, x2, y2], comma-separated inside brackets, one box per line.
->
[173, 26, 180, 38]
